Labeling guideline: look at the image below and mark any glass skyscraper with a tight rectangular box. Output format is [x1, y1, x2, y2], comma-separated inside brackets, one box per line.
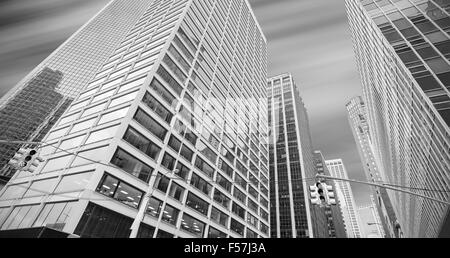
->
[0, 0, 269, 238]
[346, 96, 399, 237]
[325, 159, 362, 238]
[346, 0, 450, 237]
[267, 73, 328, 238]
[0, 0, 154, 179]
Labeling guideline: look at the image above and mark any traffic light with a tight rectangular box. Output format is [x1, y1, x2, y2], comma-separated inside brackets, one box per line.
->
[317, 182, 326, 204]
[23, 149, 44, 172]
[8, 148, 43, 172]
[323, 183, 337, 205]
[310, 182, 322, 205]
[8, 148, 28, 169]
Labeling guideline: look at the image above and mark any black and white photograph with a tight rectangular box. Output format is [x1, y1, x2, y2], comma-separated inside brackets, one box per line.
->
[0, 0, 449, 251]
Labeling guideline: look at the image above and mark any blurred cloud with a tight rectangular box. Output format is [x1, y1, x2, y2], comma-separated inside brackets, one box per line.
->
[0, 0, 371, 205]
[0, 0, 109, 97]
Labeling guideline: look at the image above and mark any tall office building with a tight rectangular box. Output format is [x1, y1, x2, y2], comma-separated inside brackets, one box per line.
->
[0, 0, 155, 179]
[346, 0, 450, 237]
[0, 0, 270, 238]
[313, 151, 347, 238]
[268, 73, 328, 238]
[346, 96, 399, 238]
[325, 159, 362, 238]
[357, 195, 385, 238]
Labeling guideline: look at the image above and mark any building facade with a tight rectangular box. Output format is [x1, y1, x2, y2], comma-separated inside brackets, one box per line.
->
[346, 0, 450, 237]
[325, 159, 362, 238]
[357, 195, 385, 238]
[313, 151, 347, 238]
[346, 96, 398, 238]
[0, 0, 270, 238]
[268, 73, 328, 238]
[0, 0, 155, 179]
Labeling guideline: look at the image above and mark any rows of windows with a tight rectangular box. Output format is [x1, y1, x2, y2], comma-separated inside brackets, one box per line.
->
[25, 0, 270, 239]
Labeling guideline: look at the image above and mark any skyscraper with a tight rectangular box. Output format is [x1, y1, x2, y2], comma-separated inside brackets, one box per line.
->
[325, 159, 362, 238]
[357, 195, 385, 238]
[267, 73, 328, 238]
[0, 0, 155, 180]
[0, 0, 269, 238]
[313, 151, 347, 238]
[346, 96, 398, 238]
[346, 0, 450, 237]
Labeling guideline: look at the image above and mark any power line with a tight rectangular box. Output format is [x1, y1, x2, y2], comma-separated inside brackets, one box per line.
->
[3, 139, 449, 201]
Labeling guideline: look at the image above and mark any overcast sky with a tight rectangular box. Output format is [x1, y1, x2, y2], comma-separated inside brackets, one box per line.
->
[0, 0, 372, 206]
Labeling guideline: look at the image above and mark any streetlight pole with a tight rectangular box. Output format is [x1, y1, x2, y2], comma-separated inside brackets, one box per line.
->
[317, 174, 450, 206]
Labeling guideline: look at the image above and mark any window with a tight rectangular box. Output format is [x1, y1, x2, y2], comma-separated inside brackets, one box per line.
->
[174, 161, 190, 180]
[219, 159, 233, 178]
[190, 173, 212, 196]
[33, 202, 77, 231]
[54, 172, 93, 193]
[210, 207, 228, 227]
[0, 184, 27, 200]
[119, 76, 146, 93]
[154, 173, 170, 193]
[233, 187, 246, 204]
[234, 174, 247, 190]
[82, 102, 107, 118]
[123, 127, 161, 160]
[168, 135, 182, 152]
[248, 198, 258, 213]
[71, 146, 108, 167]
[110, 91, 139, 108]
[70, 118, 95, 133]
[156, 230, 174, 238]
[246, 229, 257, 238]
[142, 92, 173, 123]
[260, 223, 269, 235]
[230, 218, 245, 236]
[96, 174, 143, 209]
[1, 205, 40, 230]
[247, 213, 258, 228]
[24, 178, 59, 198]
[41, 155, 72, 173]
[180, 213, 205, 237]
[168, 182, 185, 202]
[137, 223, 155, 238]
[46, 127, 69, 141]
[194, 157, 214, 178]
[232, 202, 246, 219]
[196, 140, 217, 164]
[216, 173, 232, 193]
[149, 78, 178, 108]
[59, 112, 80, 126]
[98, 106, 130, 125]
[208, 227, 227, 238]
[213, 189, 230, 209]
[161, 204, 179, 225]
[134, 109, 167, 140]
[186, 192, 209, 215]
[156, 66, 183, 95]
[85, 125, 119, 144]
[248, 185, 259, 200]
[74, 202, 133, 238]
[110, 148, 154, 183]
[146, 197, 163, 218]
[161, 152, 176, 171]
